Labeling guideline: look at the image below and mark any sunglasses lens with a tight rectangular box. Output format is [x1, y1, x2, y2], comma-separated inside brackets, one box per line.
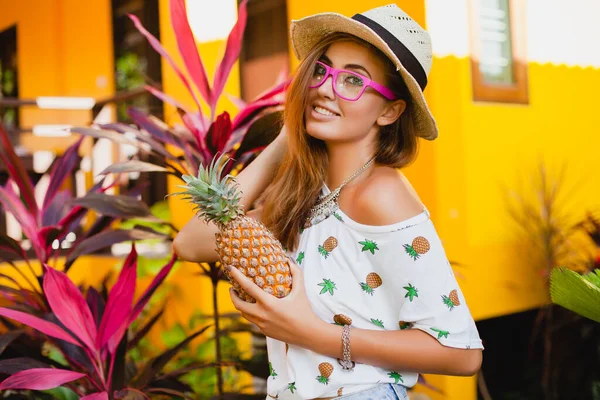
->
[310, 63, 328, 88]
[335, 72, 364, 100]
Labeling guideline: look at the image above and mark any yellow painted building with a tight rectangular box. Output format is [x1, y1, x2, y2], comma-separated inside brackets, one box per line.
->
[1, 0, 599, 399]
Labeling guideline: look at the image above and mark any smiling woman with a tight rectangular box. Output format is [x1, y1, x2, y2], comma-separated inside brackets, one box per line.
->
[174, 3, 483, 400]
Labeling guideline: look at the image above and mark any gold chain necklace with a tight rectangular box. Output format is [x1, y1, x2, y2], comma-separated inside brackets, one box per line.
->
[304, 156, 376, 229]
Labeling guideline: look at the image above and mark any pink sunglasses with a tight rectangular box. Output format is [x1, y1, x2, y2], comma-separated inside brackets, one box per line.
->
[309, 61, 398, 101]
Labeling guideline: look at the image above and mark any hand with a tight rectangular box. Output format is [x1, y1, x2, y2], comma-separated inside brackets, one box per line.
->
[227, 259, 323, 347]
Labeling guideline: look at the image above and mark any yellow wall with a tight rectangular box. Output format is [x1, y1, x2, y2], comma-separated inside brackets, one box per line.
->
[0, 0, 114, 152]
[427, 61, 600, 321]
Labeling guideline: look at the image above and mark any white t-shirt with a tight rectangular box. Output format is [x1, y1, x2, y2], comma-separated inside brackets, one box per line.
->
[265, 185, 484, 399]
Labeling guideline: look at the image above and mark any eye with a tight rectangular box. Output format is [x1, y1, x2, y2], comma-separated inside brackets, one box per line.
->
[314, 63, 326, 77]
[345, 74, 364, 86]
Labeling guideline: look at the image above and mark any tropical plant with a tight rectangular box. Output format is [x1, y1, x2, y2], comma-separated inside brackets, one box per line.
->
[0, 245, 217, 398]
[504, 164, 600, 400]
[69, 0, 288, 397]
[550, 212, 600, 323]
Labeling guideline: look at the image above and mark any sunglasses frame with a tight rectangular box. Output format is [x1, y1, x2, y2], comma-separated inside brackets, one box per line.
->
[309, 61, 398, 101]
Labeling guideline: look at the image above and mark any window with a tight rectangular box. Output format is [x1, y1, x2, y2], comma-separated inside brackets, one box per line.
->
[112, 0, 166, 207]
[0, 25, 19, 140]
[112, 0, 163, 121]
[239, 0, 289, 101]
[468, 0, 528, 103]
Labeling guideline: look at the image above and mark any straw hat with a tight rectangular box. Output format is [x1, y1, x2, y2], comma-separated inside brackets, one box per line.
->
[290, 4, 438, 140]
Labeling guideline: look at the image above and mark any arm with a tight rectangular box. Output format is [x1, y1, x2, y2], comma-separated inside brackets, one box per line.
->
[228, 264, 482, 377]
[172, 129, 287, 262]
[300, 318, 482, 376]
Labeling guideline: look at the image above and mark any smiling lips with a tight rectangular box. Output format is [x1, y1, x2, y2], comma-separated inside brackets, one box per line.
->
[313, 105, 340, 117]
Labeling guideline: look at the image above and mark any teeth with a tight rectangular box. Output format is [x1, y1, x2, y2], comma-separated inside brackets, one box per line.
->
[314, 106, 337, 116]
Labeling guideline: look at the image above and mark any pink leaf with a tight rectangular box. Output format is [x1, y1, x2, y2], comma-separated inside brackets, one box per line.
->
[182, 113, 211, 162]
[81, 392, 109, 400]
[128, 13, 204, 112]
[0, 124, 38, 218]
[253, 76, 290, 103]
[43, 267, 98, 353]
[144, 85, 192, 114]
[98, 246, 137, 353]
[42, 137, 83, 214]
[0, 307, 81, 346]
[206, 112, 233, 154]
[169, 0, 212, 104]
[0, 368, 86, 391]
[130, 253, 177, 322]
[0, 184, 44, 261]
[211, 0, 248, 111]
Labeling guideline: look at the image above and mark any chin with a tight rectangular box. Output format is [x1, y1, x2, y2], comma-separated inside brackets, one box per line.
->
[305, 122, 342, 142]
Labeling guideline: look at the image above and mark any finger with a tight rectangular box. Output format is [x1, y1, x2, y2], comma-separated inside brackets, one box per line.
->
[227, 266, 269, 303]
[229, 287, 254, 314]
[287, 258, 304, 286]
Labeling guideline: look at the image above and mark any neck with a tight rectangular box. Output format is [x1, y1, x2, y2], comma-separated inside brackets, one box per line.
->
[325, 140, 376, 190]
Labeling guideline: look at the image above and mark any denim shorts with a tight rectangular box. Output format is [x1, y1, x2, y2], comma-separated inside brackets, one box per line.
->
[336, 383, 409, 399]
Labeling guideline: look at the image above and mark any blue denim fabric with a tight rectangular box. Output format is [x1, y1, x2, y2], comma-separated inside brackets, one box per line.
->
[337, 383, 408, 399]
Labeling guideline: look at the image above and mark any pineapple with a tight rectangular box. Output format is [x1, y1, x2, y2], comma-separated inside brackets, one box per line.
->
[442, 289, 461, 310]
[360, 272, 382, 295]
[316, 362, 333, 384]
[318, 236, 338, 258]
[388, 371, 404, 384]
[404, 236, 430, 260]
[172, 154, 292, 302]
[398, 321, 414, 330]
[333, 314, 352, 326]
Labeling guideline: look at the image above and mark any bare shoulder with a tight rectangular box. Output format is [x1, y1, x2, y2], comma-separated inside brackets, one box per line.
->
[349, 167, 424, 226]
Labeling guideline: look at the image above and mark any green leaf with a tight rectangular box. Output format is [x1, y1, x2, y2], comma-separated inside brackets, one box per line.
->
[550, 267, 600, 323]
[161, 323, 187, 347]
[42, 387, 79, 400]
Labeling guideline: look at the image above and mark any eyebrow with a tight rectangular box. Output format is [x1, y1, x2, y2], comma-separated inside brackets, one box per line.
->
[320, 55, 372, 79]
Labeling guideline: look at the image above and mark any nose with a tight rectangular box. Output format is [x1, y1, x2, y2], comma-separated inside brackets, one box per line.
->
[316, 74, 336, 100]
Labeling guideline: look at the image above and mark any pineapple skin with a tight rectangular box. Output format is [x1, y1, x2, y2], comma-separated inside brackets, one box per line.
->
[216, 215, 292, 302]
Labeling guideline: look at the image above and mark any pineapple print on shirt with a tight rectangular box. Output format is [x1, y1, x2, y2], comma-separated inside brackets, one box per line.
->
[286, 382, 297, 393]
[269, 362, 278, 378]
[319, 236, 338, 258]
[442, 289, 461, 310]
[333, 314, 352, 326]
[296, 251, 305, 265]
[359, 239, 379, 254]
[318, 279, 337, 295]
[388, 371, 404, 384]
[403, 236, 430, 260]
[403, 283, 419, 301]
[316, 362, 334, 384]
[360, 272, 382, 295]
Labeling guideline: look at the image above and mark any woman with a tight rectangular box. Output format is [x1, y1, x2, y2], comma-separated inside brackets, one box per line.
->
[173, 4, 483, 400]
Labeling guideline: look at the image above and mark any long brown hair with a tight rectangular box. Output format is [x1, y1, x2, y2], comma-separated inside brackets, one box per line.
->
[261, 33, 419, 251]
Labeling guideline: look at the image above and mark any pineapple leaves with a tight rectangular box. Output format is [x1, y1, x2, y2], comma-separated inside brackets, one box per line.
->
[170, 154, 244, 225]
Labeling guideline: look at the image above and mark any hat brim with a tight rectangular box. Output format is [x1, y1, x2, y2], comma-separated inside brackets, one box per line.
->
[290, 12, 438, 140]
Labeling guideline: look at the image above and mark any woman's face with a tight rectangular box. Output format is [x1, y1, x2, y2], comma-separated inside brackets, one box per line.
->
[304, 40, 398, 144]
